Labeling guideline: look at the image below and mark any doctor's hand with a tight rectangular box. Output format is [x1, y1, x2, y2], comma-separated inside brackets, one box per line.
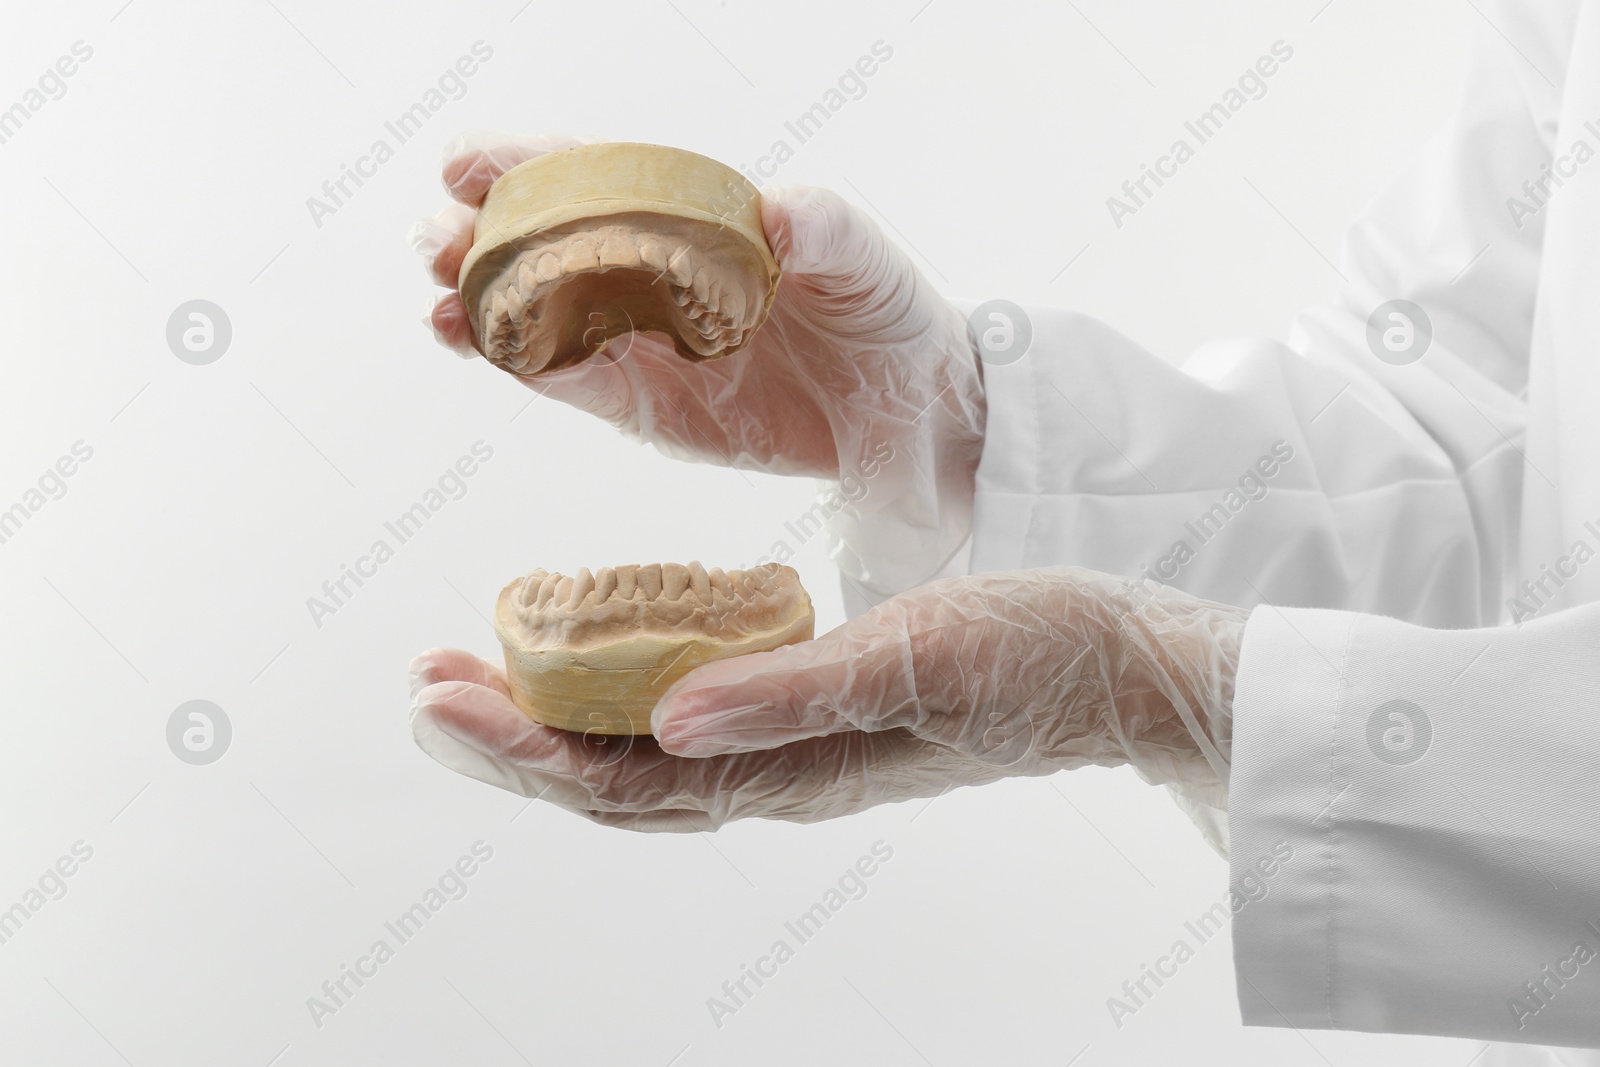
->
[408, 567, 1250, 831]
[409, 131, 985, 590]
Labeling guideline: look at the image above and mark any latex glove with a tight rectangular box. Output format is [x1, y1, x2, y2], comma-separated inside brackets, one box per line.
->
[408, 130, 985, 593]
[409, 567, 1250, 853]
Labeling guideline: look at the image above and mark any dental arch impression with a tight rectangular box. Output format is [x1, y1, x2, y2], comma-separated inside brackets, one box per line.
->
[458, 141, 781, 376]
[494, 562, 815, 735]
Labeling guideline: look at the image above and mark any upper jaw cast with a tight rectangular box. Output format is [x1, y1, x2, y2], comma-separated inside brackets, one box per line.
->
[456, 142, 781, 376]
[476, 223, 760, 375]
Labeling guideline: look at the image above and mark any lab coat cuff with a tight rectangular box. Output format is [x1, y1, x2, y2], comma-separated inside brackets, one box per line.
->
[1227, 604, 1356, 1029]
[957, 296, 1042, 574]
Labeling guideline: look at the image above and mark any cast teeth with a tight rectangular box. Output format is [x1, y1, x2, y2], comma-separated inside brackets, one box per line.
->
[477, 225, 750, 373]
[663, 248, 694, 288]
[513, 560, 783, 611]
[614, 564, 638, 599]
[561, 243, 600, 274]
[639, 239, 669, 272]
[519, 568, 549, 605]
[598, 233, 638, 269]
[662, 563, 690, 600]
[568, 567, 595, 607]
[637, 563, 663, 600]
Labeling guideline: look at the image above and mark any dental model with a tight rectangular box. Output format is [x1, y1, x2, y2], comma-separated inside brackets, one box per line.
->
[493, 562, 814, 735]
[458, 142, 782, 376]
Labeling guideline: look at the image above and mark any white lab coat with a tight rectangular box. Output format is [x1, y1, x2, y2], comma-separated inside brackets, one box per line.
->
[842, 0, 1600, 1058]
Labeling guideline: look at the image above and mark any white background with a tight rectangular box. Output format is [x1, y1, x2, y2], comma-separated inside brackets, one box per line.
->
[0, 0, 1497, 1063]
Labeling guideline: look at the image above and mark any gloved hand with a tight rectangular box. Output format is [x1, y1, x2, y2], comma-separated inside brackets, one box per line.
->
[409, 567, 1251, 853]
[408, 131, 986, 593]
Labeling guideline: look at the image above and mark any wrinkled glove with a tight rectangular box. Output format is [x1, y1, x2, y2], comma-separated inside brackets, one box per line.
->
[410, 567, 1250, 855]
[408, 131, 985, 593]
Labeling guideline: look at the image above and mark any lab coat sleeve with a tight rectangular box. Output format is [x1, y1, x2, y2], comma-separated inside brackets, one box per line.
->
[948, 0, 1592, 1044]
[959, 10, 1564, 629]
[1227, 599, 1600, 1047]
